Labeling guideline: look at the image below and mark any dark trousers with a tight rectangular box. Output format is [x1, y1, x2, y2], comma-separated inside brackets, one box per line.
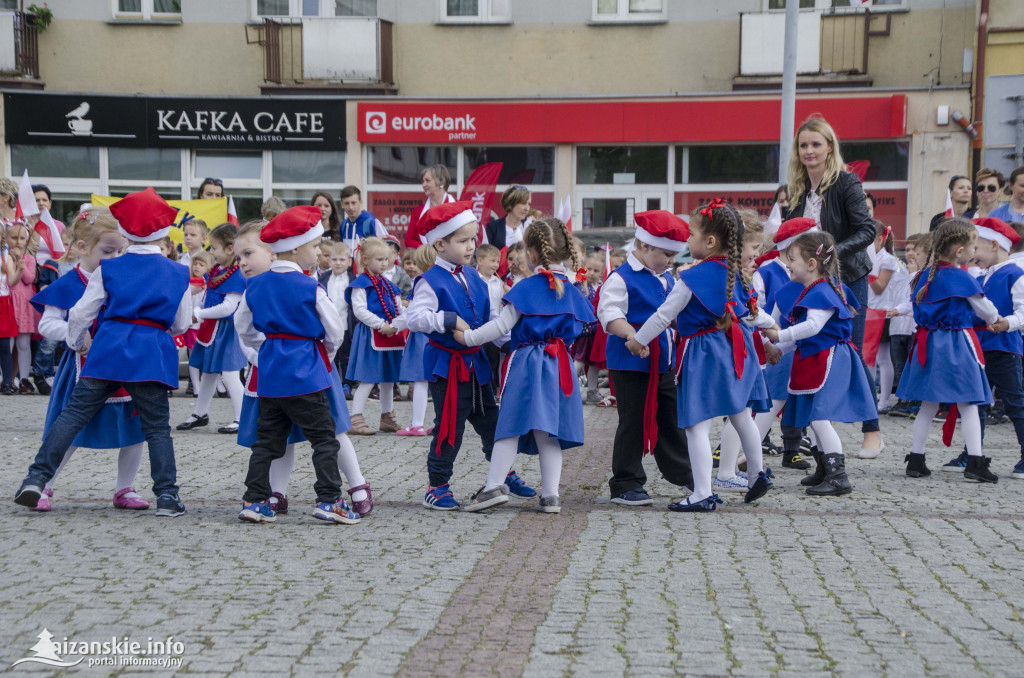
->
[243, 390, 341, 503]
[890, 334, 913, 394]
[483, 343, 502, 389]
[980, 351, 1024, 457]
[427, 375, 498, 487]
[847, 274, 880, 433]
[781, 425, 803, 453]
[24, 377, 178, 496]
[608, 369, 692, 497]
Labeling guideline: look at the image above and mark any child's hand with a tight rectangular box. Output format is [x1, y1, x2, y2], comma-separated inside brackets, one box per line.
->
[988, 317, 1010, 333]
[887, 308, 901, 318]
[401, 299, 410, 308]
[762, 327, 780, 343]
[452, 329, 467, 345]
[625, 337, 648, 358]
[379, 324, 397, 337]
[454, 316, 470, 332]
[502, 284, 511, 293]
[764, 342, 782, 365]
[78, 332, 92, 357]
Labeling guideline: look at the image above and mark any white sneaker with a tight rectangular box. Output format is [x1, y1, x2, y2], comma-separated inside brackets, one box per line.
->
[713, 475, 748, 492]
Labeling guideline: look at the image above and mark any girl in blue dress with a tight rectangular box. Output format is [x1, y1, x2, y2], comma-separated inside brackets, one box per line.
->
[893, 218, 1003, 483]
[763, 231, 877, 496]
[629, 201, 776, 512]
[28, 208, 147, 511]
[457, 217, 595, 514]
[397, 244, 437, 436]
[345, 237, 407, 435]
[178, 222, 247, 434]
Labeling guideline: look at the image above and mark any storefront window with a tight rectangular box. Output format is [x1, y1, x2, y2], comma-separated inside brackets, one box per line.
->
[840, 141, 910, 181]
[576, 146, 667, 184]
[108, 148, 181, 182]
[368, 146, 457, 185]
[11, 145, 100, 179]
[194, 151, 262, 180]
[272, 150, 346, 184]
[683, 145, 779, 184]
[464, 146, 554, 185]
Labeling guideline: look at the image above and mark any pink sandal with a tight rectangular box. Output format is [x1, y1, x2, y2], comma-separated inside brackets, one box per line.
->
[113, 487, 150, 510]
[396, 426, 426, 437]
[31, 489, 53, 512]
[347, 484, 373, 516]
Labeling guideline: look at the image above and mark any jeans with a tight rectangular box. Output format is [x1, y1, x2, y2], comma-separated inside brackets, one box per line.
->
[31, 338, 58, 378]
[980, 351, 1024, 457]
[23, 377, 178, 496]
[426, 374, 498, 487]
[847, 274, 880, 433]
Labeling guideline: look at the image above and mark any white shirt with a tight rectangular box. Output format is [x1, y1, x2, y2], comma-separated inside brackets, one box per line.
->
[868, 249, 901, 310]
[981, 258, 1024, 332]
[340, 216, 388, 253]
[190, 289, 205, 330]
[776, 308, 833, 354]
[234, 259, 345, 361]
[407, 256, 497, 333]
[325, 270, 350, 321]
[481, 219, 526, 247]
[350, 285, 406, 332]
[596, 252, 669, 331]
[67, 244, 192, 351]
[482, 272, 504, 316]
[805, 190, 824, 226]
[194, 292, 242, 322]
[39, 266, 93, 341]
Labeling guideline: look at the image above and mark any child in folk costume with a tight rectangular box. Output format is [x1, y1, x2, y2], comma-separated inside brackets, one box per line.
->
[892, 218, 1005, 483]
[184, 251, 214, 394]
[574, 252, 605, 404]
[457, 218, 596, 513]
[597, 211, 693, 506]
[887, 234, 930, 420]
[762, 231, 877, 496]
[629, 201, 775, 511]
[177, 223, 247, 434]
[15, 188, 192, 517]
[396, 244, 437, 436]
[233, 221, 372, 517]
[25, 208, 148, 512]
[345, 236, 407, 436]
[406, 201, 535, 510]
[234, 206, 359, 524]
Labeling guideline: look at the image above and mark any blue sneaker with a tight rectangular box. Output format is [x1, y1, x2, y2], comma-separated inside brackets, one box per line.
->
[611, 487, 654, 506]
[313, 498, 360, 524]
[744, 468, 774, 504]
[941, 450, 968, 472]
[504, 470, 536, 498]
[423, 484, 461, 511]
[1011, 458, 1024, 479]
[668, 494, 723, 512]
[155, 493, 185, 517]
[239, 500, 276, 523]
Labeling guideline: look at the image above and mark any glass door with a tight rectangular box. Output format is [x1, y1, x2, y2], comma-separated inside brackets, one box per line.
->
[579, 190, 667, 230]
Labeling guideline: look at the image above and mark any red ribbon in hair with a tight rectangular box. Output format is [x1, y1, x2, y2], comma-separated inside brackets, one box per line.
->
[575, 267, 588, 284]
[725, 300, 747, 380]
[700, 198, 728, 219]
[537, 268, 558, 290]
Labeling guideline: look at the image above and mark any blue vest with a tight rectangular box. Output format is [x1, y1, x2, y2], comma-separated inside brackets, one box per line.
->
[81, 253, 188, 388]
[911, 264, 983, 330]
[503, 273, 596, 350]
[340, 211, 377, 243]
[775, 280, 857, 356]
[345, 273, 401, 322]
[31, 268, 107, 347]
[203, 266, 246, 319]
[757, 259, 790, 315]
[246, 270, 331, 397]
[418, 263, 492, 382]
[605, 263, 675, 373]
[977, 263, 1024, 354]
[675, 259, 755, 337]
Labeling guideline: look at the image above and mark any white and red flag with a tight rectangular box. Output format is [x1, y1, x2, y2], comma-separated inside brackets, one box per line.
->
[16, 170, 64, 256]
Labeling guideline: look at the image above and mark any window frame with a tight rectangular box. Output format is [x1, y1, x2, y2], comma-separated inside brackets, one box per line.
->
[590, 0, 667, 24]
[252, 0, 377, 20]
[437, 0, 511, 25]
[762, 0, 907, 13]
[111, 0, 182, 22]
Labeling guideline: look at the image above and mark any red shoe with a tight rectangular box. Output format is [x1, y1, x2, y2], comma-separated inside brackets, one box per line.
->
[269, 492, 289, 514]
[347, 483, 373, 516]
[112, 487, 150, 510]
[31, 488, 53, 512]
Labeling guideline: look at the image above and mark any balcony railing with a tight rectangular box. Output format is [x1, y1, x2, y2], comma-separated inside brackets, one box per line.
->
[0, 11, 40, 80]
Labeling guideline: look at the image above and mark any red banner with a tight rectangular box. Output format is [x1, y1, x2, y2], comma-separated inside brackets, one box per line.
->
[459, 162, 503, 239]
[862, 308, 888, 367]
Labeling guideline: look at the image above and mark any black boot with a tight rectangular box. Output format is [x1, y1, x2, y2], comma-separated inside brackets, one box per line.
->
[806, 453, 852, 496]
[904, 453, 931, 478]
[964, 455, 999, 483]
[800, 447, 825, 486]
[782, 450, 812, 470]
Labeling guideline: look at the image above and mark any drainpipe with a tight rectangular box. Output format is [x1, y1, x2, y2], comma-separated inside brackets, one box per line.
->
[972, 0, 989, 174]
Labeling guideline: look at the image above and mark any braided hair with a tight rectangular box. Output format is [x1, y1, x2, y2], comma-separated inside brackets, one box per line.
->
[693, 202, 755, 329]
[788, 231, 856, 313]
[914, 217, 975, 302]
[524, 216, 576, 299]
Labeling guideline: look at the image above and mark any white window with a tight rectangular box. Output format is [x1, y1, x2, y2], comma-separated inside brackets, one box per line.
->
[112, 0, 181, 21]
[591, 0, 665, 23]
[254, 0, 376, 19]
[438, 0, 511, 24]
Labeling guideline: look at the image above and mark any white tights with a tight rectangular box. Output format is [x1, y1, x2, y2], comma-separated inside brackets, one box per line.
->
[688, 410, 764, 501]
[268, 433, 369, 501]
[15, 333, 31, 381]
[194, 371, 243, 421]
[808, 420, 843, 456]
[485, 431, 563, 499]
[718, 400, 785, 480]
[44, 442, 145, 493]
[188, 365, 201, 393]
[411, 380, 428, 428]
[913, 401, 982, 457]
[877, 341, 895, 409]
[352, 382, 394, 416]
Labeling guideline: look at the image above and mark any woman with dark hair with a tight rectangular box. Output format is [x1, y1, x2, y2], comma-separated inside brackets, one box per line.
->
[929, 175, 973, 231]
[311, 191, 341, 241]
[403, 165, 455, 248]
[483, 185, 532, 248]
[971, 168, 1006, 220]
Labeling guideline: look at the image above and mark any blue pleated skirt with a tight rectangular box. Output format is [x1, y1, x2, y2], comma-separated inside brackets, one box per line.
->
[782, 342, 878, 428]
[189, 320, 247, 373]
[345, 323, 403, 383]
[398, 331, 429, 382]
[764, 351, 795, 402]
[895, 329, 992, 405]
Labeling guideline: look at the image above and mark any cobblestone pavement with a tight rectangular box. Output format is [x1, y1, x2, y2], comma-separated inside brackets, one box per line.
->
[3, 387, 1024, 677]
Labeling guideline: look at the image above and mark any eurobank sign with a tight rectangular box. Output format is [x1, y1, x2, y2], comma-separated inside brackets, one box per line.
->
[356, 96, 907, 144]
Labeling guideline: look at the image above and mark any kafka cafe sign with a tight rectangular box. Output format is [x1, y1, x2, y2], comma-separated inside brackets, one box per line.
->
[3, 93, 346, 150]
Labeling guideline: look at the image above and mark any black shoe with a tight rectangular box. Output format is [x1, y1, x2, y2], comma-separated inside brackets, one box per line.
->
[18, 380, 35, 395]
[369, 385, 380, 400]
[744, 468, 774, 503]
[14, 482, 43, 507]
[176, 414, 209, 430]
[799, 436, 813, 454]
[217, 421, 239, 434]
[185, 383, 195, 397]
[904, 452, 931, 478]
[800, 448, 825, 487]
[782, 451, 812, 470]
[964, 455, 999, 483]
[33, 374, 51, 396]
[806, 453, 852, 496]
[155, 493, 186, 517]
[668, 494, 723, 512]
[762, 439, 783, 456]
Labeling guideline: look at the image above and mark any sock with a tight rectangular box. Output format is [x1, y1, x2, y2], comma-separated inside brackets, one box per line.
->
[336, 433, 367, 501]
[352, 382, 373, 415]
[115, 443, 145, 492]
[911, 401, 941, 454]
[728, 409, 764, 485]
[685, 419, 714, 502]
[220, 369, 244, 421]
[960, 403, 983, 456]
[194, 372, 220, 417]
[411, 380, 428, 428]
[189, 366, 201, 392]
[44, 445, 78, 492]
[536, 431, 563, 498]
[809, 420, 843, 455]
[379, 381, 394, 414]
[484, 437, 519, 493]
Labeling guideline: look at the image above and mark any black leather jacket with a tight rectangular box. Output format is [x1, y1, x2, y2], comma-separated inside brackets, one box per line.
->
[784, 171, 876, 282]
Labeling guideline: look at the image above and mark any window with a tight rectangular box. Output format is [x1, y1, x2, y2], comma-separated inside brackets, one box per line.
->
[194, 151, 262, 180]
[335, 0, 376, 15]
[255, 0, 376, 18]
[113, 0, 181, 20]
[840, 141, 910, 182]
[368, 146, 457, 185]
[11, 145, 100, 179]
[271, 150, 346, 184]
[766, 0, 904, 10]
[438, 0, 510, 24]
[592, 0, 665, 23]
[108, 148, 181, 182]
[464, 147, 554, 185]
[0, 0, 18, 9]
[577, 146, 667, 184]
[681, 145, 780, 184]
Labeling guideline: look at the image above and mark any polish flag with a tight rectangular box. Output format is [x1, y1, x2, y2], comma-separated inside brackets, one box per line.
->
[227, 195, 239, 226]
[944, 189, 954, 218]
[458, 162, 503, 244]
[558, 194, 572, 231]
[766, 200, 783, 235]
[16, 170, 64, 256]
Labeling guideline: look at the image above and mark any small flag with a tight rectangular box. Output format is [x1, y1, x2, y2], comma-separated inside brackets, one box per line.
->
[603, 243, 612, 281]
[558, 194, 572, 231]
[766, 201, 783, 234]
[17, 170, 64, 255]
[944, 189, 954, 218]
[227, 196, 239, 226]
[16, 170, 39, 220]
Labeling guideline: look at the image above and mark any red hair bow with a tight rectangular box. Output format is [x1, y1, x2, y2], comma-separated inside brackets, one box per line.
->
[575, 267, 588, 283]
[700, 198, 727, 219]
[537, 268, 558, 289]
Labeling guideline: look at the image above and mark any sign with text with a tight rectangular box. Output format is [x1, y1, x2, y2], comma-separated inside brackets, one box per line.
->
[4, 93, 346, 150]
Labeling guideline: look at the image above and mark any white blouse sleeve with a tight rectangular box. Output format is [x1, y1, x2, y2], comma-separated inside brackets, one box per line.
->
[776, 308, 834, 343]
[350, 287, 386, 330]
[968, 294, 999, 325]
[38, 306, 68, 342]
[634, 280, 693, 347]
[462, 304, 521, 347]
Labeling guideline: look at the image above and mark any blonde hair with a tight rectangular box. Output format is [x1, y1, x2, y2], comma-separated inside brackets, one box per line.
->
[236, 219, 268, 242]
[523, 217, 578, 299]
[159, 236, 178, 261]
[0, 177, 18, 209]
[787, 117, 847, 213]
[358, 236, 389, 263]
[62, 207, 119, 263]
[915, 218, 975, 303]
[182, 218, 209, 238]
[412, 244, 437, 274]
[739, 209, 764, 242]
[261, 196, 286, 221]
[690, 203, 755, 328]
[4, 221, 39, 257]
[330, 241, 351, 256]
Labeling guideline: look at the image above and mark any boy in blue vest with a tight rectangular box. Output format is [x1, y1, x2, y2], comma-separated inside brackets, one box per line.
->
[233, 205, 358, 524]
[935, 217, 1024, 479]
[406, 200, 534, 509]
[339, 185, 388, 255]
[15, 188, 192, 516]
[597, 211, 692, 506]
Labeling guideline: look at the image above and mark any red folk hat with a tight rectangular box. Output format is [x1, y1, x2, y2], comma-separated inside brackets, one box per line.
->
[262, 205, 325, 253]
[419, 201, 477, 245]
[773, 217, 819, 250]
[973, 217, 1020, 251]
[108, 187, 179, 243]
[633, 210, 690, 253]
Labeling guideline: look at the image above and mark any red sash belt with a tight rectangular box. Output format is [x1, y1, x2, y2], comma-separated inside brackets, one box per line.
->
[266, 333, 332, 373]
[912, 326, 986, 369]
[673, 315, 746, 381]
[629, 323, 666, 456]
[543, 338, 575, 398]
[108, 317, 168, 331]
[428, 340, 481, 455]
[753, 330, 767, 367]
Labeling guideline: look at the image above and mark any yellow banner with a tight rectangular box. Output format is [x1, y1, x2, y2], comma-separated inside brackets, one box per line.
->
[90, 195, 228, 246]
